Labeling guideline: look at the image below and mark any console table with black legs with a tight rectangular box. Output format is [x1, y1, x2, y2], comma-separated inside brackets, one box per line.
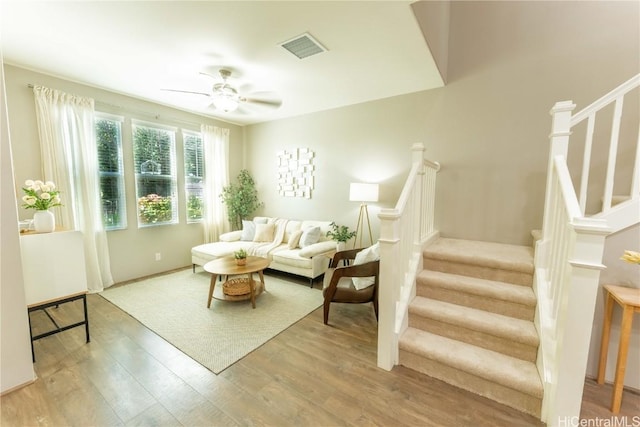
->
[20, 230, 89, 362]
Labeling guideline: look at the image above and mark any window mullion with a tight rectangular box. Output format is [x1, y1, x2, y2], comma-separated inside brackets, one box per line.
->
[95, 115, 126, 230]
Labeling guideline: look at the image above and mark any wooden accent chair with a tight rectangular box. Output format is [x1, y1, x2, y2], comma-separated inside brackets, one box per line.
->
[322, 248, 379, 325]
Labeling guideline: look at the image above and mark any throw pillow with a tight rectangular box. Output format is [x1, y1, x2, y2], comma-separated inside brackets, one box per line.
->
[299, 226, 322, 248]
[288, 229, 303, 249]
[283, 220, 302, 243]
[352, 243, 380, 290]
[253, 223, 275, 242]
[240, 220, 256, 241]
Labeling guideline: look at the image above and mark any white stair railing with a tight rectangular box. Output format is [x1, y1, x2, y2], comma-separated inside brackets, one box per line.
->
[535, 74, 639, 425]
[377, 143, 440, 370]
[571, 74, 640, 221]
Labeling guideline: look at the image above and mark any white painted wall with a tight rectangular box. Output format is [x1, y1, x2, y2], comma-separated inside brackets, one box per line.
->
[0, 56, 35, 394]
[412, 0, 450, 84]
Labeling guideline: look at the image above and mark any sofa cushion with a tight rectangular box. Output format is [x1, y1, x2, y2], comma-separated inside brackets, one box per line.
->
[283, 220, 302, 243]
[300, 220, 332, 243]
[219, 230, 242, 242]
[192, 241, 253, 260]
[240, 220, 256, 241]
[298, 241, 336, 258]
[300, 226, 322, 247]
[253, 223, 275, 242]
[254, 217, 269, 224]
[288, 229, 303, 249]
[271, 250, 313, 269]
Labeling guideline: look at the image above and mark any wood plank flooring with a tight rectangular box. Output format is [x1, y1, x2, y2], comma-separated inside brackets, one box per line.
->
[2, 273, 638, 426]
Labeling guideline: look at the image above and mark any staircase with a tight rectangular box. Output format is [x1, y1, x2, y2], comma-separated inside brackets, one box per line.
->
[377, 74, 639, 426]
[398, 238, 543, 417]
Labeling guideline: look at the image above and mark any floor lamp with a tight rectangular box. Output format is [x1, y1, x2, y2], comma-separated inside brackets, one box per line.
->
[349, 183, 379, 248]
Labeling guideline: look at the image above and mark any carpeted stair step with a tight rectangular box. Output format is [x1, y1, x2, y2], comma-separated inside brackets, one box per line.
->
[423, 238, 534, 286]
[399, 327, 542, 418]
[416, 270, 536, 321]
[408, 296, 539, 362]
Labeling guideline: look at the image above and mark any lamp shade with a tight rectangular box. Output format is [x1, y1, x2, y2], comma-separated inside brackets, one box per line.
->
[349, 183, 379, 202]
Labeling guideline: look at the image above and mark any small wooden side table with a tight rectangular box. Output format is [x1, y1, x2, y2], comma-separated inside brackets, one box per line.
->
[203, 256, 270, 309]
[597, 284, 640, 413]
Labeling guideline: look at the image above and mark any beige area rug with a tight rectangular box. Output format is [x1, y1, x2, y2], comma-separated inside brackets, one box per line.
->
[100, 269, 324, 373]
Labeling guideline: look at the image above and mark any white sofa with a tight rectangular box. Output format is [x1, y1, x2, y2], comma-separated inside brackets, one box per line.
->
[191, 217, 338, 285]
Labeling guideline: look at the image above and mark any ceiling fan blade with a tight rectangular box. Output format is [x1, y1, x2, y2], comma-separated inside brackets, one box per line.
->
[198, 71, 218, 81]
[243, 91, 282, 109]
[161, 88, 210, 97]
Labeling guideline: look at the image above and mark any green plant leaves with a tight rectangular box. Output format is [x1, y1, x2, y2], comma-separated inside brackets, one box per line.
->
[220, 170, 264, 230]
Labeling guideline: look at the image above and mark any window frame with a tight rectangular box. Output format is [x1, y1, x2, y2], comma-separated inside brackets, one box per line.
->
[95, 112, 127, 231]
[131, 120, 178, 228]
[183, 130, 204, 224]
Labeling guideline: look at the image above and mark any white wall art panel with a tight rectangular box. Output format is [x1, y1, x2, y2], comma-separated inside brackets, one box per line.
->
[277, 148, 315, 198]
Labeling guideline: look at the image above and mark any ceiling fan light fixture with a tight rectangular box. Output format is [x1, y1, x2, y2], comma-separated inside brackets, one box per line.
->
[211, 84, 240, 112]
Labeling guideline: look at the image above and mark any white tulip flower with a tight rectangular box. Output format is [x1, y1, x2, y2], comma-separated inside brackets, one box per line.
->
[21, 179, 61, 210]
[22, 196, 36, 205]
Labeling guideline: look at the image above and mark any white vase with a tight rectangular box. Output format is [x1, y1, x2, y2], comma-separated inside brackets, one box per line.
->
[33, 210, 55, 233]
[336, 241, 346, 252]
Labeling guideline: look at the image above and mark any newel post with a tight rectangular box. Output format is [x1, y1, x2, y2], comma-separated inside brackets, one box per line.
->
[411, 142, 426, 168]
[377, 208, 400, 371]
[544, 217, 610, 425]
[537, 101, 576, 267]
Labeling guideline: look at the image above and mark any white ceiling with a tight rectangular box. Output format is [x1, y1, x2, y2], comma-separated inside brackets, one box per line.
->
[1, 1, 443, 126]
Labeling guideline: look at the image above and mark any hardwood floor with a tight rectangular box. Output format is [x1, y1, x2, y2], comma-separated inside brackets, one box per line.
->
[2, 274, 638, 426]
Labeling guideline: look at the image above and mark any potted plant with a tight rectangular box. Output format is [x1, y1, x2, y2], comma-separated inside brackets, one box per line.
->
[326, 222, 357, 251]
[234, 249, 248, 266]
[220, 169, 264, 230]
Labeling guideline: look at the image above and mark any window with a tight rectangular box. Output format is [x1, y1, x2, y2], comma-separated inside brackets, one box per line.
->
[95, 114, 127, 230]
[183, 131, 204, 223]
[132, 121, 178, 227]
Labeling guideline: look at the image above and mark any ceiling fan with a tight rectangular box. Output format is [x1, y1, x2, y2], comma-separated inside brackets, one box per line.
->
[163, 69, 282, 114]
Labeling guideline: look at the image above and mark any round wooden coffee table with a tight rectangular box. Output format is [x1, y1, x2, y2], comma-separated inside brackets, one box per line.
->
[203, 256, 270, 309]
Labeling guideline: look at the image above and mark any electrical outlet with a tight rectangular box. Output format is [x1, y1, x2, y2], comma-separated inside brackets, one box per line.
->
[155, 252, 161, 261]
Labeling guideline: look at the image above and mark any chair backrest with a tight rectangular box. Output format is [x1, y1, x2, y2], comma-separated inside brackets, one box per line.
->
[330, 248, 367, 268]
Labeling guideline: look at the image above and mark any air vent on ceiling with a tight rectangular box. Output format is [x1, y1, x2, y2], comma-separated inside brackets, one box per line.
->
[280, 33, 327, 59]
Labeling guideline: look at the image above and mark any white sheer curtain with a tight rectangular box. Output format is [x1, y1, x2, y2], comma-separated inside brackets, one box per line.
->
[33, 86, 114, 292]
[202, 124, 230, 243]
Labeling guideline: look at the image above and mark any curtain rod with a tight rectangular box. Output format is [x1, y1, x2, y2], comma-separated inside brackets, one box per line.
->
[26, 83, 206, 129]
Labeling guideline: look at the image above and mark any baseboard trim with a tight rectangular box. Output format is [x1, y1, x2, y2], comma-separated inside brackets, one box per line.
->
[0, 376, 37, 397]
